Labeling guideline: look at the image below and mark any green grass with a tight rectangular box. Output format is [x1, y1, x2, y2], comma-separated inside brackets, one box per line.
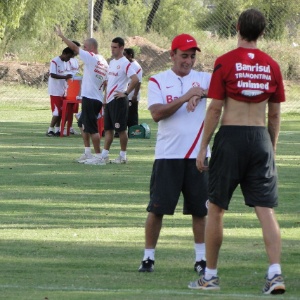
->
[0, 96, 299, 299]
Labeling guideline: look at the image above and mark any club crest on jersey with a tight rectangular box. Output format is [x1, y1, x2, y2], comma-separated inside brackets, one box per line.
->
[248, 53, 255, 59]
[192, 82, 200, 87]
[115, 123, 120, 128]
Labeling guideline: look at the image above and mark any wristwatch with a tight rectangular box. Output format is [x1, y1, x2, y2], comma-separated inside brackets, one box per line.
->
[124, 92, 129, 96]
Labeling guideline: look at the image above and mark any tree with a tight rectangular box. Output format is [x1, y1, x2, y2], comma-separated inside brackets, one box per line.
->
[0, 0, 27, 40]
[145, 0, 161, 32]
[94, 0, 105, 31]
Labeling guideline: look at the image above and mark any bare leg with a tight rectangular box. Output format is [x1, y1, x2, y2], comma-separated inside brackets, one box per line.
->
[145, 212, 163, 249]
[104, 129, 114, 151]
[90, 132, 101, 154]
[205, 202, 225, 270]
[192, 215, 206, 243]
[81, 131, 90, 148]
[118, 130, 128, 151]
[50, 116, 60, 128]
[255, 206, 281, 264]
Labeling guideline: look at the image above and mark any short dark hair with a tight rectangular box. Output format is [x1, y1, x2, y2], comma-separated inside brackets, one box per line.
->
[237, 9, 266, 42]
[124, 48, 135, 58]
[62, 47, 74, 55]
[72, 40, 81, 47]
[112, 37, 125, 47]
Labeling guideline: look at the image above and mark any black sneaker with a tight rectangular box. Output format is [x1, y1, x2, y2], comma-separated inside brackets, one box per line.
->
[194, 260, 206, 276]
[46, 131, 55, 137]
[55, 131, 61, 137]
[138, 258, 154, 272]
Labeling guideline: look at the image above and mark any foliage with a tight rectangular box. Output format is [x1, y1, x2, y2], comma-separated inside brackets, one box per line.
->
[197, 0, 300, 40]
[0, 0, 27, 40]
[0, 0, 87, 56]
[149, 0, 203, 38]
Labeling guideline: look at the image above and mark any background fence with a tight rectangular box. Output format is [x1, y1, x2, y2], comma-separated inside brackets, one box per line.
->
[1, 0, 300, 113]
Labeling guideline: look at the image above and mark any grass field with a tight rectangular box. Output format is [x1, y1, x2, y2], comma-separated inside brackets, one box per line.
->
[0, 92, 299, 299]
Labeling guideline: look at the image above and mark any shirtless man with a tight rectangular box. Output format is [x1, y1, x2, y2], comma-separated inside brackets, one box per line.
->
[188, 9, 285, 295]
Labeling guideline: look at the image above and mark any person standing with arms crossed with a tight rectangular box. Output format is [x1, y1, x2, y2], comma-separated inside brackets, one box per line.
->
[123, 48, 143, 130]
[138, 34, 211, 274]
[54, 26, 108, 163]
[87, 37, 138, 165]
[188, 9, 285, 294]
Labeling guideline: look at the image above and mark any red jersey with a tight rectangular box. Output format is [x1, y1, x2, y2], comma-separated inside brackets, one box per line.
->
[208, 47, 285, 103]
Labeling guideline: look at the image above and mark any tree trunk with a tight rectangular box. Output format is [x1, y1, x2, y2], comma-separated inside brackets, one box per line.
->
[94, 0, 105, 31]
[145, 0, 161, 32]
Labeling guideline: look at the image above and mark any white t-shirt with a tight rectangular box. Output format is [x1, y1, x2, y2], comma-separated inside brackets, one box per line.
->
[106, 56, 137, 103]
[148, 69, 211, 159]
[65, 57, 80, 76]
[127, 60, 143, 101]
[79, 49, 108, 101]
[48, 56, 68, 96]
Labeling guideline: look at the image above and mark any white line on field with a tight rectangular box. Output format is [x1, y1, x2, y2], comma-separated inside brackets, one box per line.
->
[0, 285, 295, 299]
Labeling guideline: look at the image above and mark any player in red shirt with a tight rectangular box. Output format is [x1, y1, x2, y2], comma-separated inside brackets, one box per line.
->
[188, 9, 285, 294]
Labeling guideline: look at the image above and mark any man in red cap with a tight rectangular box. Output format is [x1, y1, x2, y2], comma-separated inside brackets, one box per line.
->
[138, 34, 211, 274]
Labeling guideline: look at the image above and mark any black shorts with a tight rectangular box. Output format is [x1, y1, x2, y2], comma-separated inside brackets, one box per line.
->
[78, 97, 102, 134]
[104, 97, 128, 132]
[208, 126, 278, 210]
[147, 159, 208, 216]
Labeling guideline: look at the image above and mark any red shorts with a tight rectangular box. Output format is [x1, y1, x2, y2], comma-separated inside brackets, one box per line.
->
[50, 95, 65, 116]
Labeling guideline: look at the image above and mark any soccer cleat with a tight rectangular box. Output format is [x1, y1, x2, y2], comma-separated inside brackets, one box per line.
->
[46, 131, 56, 137]
[111, 155, 127, 164]
[262, 274, 285, 295]
[77, 153, 93, 163]
[55, 131, 60, 137]
[194, 260, 206, 276]
[70, 128, 78, 135]
[188, 275, 220, 290]
[84, 156, 109, 165]
[138, 258, 154, 272]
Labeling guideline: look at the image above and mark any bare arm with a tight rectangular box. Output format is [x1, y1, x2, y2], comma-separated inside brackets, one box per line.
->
[54, 25, 79, 55]
[115, 74, 139, 99]
[149, 87, 204, 123]
[268, 102, 281, 153]
[131, 82, 141, 102]
[50, 73, 72, 80]
[196, 99, 224, 171]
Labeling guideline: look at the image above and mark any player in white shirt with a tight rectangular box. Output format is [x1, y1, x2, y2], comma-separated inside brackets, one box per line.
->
[123, 48, 143, 129]
[99, 37, 139, 164]
[54, 26, 109, 162]
[62, 41, 81, 135]
[138, 34, 211, 275]
[46, 47, 74, 136]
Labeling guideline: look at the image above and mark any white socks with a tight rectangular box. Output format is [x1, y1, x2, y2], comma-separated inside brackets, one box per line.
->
[205, 267, 218, 280]
[143, 249, 155, 261]
[268, 264, 281, 279]
[84, 147, 91, 155]
[101, 149, 109, 158]
[194, 243, 206, 262]
[120, 150, 126, 159]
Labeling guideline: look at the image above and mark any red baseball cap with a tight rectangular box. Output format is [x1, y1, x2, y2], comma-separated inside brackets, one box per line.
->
[171, 34, 201, 52]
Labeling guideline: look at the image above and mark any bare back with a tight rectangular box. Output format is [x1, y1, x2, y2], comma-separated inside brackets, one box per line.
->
[221, 97, 268, 126]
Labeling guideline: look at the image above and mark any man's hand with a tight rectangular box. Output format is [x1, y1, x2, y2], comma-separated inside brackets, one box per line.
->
[185, 87, 207, 112]
[186, 95, 201, 112]
[114, 90, 127, 99]
[54, 25, 63, 38]
[196, 148, 209, 173]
